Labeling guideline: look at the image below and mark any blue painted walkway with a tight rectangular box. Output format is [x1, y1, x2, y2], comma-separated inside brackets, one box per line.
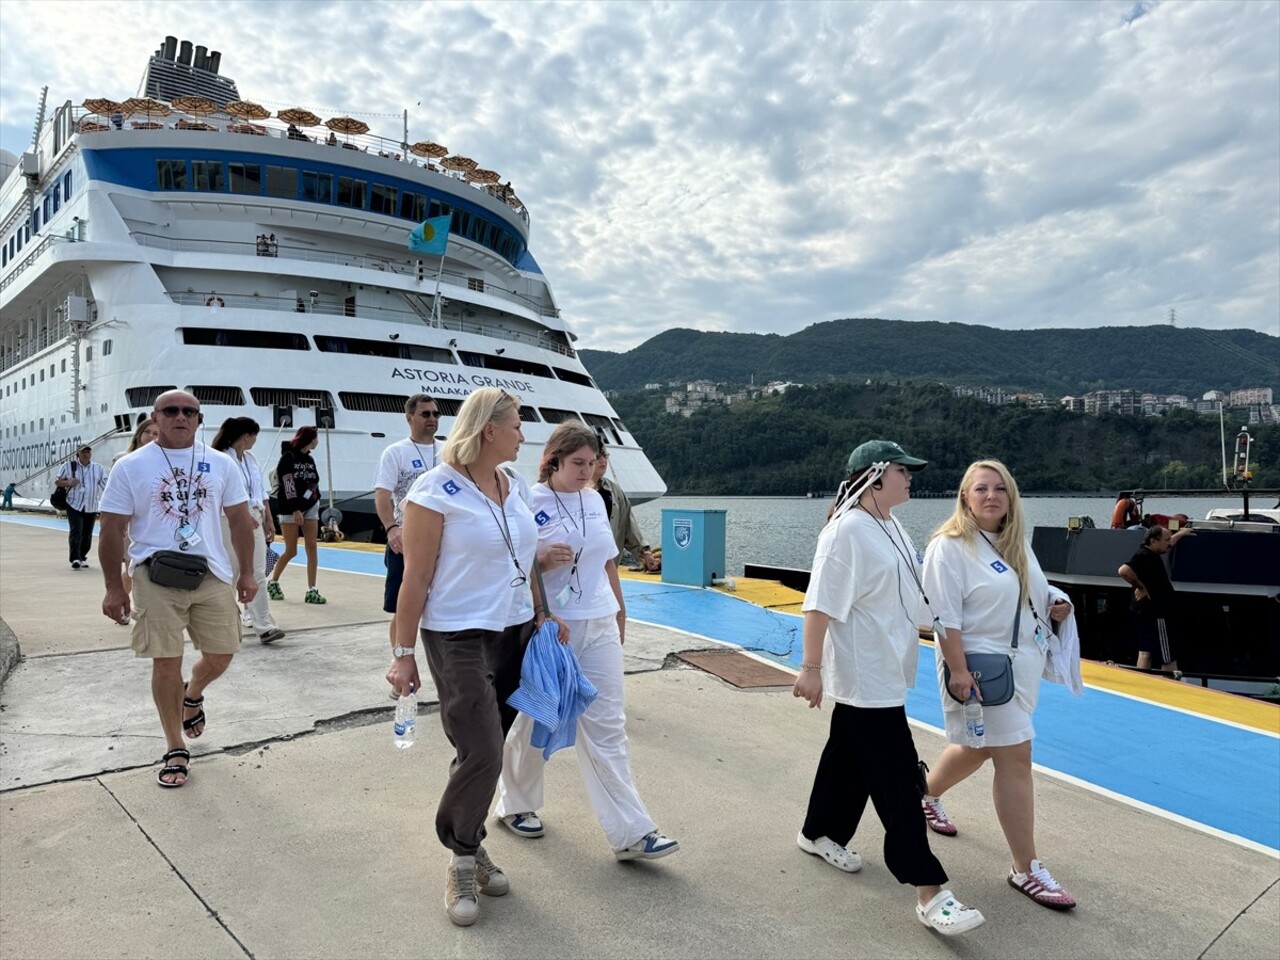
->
[7, 514, 1277, 851]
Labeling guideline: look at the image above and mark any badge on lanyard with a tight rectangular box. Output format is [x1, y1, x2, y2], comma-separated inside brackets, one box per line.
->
[1033, 623, 1049, 654]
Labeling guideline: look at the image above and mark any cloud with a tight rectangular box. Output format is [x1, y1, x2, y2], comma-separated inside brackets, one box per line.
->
[1, 0, 1275, 350]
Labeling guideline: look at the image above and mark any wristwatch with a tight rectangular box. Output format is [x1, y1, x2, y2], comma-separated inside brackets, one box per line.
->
[392, 645, 416, 658]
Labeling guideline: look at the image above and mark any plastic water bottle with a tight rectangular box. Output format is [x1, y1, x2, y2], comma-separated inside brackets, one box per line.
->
[963, 691, 985, 748]
[393, 689, 417, 749]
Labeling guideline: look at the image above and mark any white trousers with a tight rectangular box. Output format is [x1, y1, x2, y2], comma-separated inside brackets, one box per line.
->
[495, 614, 657, 851]
[222, 509, 277, 634]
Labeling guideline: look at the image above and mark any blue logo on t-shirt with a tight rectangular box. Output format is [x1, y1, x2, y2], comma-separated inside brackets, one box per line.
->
[443, 479, 460, 496]
[197, 462, 211, 473]
[411, 459, 423, 469]
[990, 560, 1008, 573]
[534, 510, 551, 526]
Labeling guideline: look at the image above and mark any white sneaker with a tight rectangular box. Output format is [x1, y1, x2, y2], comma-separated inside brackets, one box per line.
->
[615, 831, 679, 860]
[499, 812, 545, 838]
[797, 832, 862, 873]
[445, 856, 479, 927]
[474, 845, 509, 897]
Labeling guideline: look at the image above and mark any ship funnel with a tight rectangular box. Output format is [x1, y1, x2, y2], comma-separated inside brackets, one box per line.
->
[178, 40, 193, 66]
[163, 36, 177, 60]
[194, 45, 208, 70]
[208, 50, 222, 73]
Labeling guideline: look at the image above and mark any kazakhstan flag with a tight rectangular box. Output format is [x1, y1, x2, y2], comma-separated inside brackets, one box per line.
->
[408, 215, 452, 255]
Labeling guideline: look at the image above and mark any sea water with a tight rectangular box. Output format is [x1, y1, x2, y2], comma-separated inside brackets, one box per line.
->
[633, 495, 1251, 575]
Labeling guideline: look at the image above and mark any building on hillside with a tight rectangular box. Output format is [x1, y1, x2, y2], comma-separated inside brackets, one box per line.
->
[1061, 395, 1085, 413]
[1084, 389, 1139, 415]
[763, 381, 800, 395]
[643, 382, 663, 391]
[1230, 387, 1273, 406]
[1203, 389, 1227, 403]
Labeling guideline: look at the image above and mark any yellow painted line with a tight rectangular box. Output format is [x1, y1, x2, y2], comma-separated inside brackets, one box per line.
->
[320, 539, 383, 553]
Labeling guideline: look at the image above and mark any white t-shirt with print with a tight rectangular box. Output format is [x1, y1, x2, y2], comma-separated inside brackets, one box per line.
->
[373, 437, 442, 526]
[922, 533, 1051, 716]
[530, 483, 619, 621]
[801, 509, 922, 708]
[99, 442, 249, 584]
[56, 459, 107, 513]
[405, 463, 537, 632]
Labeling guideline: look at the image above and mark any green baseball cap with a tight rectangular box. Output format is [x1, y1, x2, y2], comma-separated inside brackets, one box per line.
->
[845, 440, 927, 474]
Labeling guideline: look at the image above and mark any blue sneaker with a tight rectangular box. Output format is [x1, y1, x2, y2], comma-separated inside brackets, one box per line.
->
[500, 812, 545, 838]
[615, 831, 679, 861]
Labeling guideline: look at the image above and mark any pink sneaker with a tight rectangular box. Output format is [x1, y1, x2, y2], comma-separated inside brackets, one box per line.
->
[922, 796, 957, 836]
[1009, 859, 1077, 910]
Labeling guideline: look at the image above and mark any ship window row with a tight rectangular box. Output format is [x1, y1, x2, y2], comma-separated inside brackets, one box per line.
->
[1, 172, 73, 269]
[153, 158, 523, 264]
[115, 385, 625, 438]
[6, 356, 74, 393]
[177, 328, 594, 388]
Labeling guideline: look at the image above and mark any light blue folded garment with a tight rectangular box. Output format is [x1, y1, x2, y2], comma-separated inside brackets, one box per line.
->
[507, 620, 597, 760]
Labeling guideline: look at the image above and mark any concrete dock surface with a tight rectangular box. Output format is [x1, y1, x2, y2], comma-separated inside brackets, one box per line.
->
[2, 515, 1278, 959]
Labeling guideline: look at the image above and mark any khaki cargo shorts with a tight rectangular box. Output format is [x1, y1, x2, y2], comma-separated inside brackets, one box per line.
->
[131, 567, 242, 658]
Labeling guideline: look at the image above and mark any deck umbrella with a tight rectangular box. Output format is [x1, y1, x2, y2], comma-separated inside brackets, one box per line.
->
[82, 98, 123, 117]
[326, 116, 371, 136]
[170, 95, 218, 116]
[440, 155, 477, 171]
[465, 168, 500, 184]
[410, 141, 448, 158]
[121, 97, 171, 117]
[226, 100, 271, 120]
[278, 107, 321, 127]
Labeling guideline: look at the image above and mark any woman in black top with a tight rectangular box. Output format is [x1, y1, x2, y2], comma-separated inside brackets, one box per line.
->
[268, 426, 326, 604]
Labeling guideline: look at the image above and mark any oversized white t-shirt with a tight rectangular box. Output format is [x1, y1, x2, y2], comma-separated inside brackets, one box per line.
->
[801, 509, 922, 708]
[922, 533, 1051, 716]
[99, 442, 249, 584]
[405, 463, 537, 632]
[503, 468, 536, 628]
[373, 437, 442, 526]
[530, 483, 619, 621]
[229, 449, 269, 508]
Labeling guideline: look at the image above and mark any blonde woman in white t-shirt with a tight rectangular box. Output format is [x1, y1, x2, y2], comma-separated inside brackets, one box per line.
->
[494, 421, 679, 862]
[920, 459, 1076, 910]
[386, 387, 562, 929]
[793, 440, 985, 937]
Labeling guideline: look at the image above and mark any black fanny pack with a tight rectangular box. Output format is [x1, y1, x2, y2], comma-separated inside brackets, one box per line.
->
[146, 550, 209, 590]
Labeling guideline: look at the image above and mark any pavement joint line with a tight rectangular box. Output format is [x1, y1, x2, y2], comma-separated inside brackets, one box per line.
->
[1196, 876, 1280, 960]
[95, 777, 257, 960]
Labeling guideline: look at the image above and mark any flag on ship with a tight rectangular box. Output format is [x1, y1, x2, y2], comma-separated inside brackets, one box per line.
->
[408, 215, 452, 255]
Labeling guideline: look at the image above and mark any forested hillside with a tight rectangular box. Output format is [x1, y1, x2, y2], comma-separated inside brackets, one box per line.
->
[582, 319, 1279, 397]
[612, 382, 1280, 495]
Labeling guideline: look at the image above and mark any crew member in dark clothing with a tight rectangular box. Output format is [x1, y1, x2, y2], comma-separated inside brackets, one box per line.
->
[1117, 524, 1193, 673]
[267, 427, 326, 604]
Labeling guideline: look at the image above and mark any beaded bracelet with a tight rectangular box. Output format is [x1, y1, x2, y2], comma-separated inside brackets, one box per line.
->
[800, 662, 822, 672]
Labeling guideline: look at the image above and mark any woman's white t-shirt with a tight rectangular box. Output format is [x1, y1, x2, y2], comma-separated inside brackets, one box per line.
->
[405, 463, 537, 632]
[232, 449, 268, 507]
[99, 442, 248, 583]
[922, 533, 1051, 717]
[530, 483, 619, 621]
[503, 468, 535, 628]
[801, 509, 922, 708]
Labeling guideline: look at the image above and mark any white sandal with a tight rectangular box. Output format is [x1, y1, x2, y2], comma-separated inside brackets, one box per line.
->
[916, 889, 985, 936]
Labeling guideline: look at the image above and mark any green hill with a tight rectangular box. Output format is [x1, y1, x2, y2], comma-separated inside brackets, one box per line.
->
[581, 319, 1279, 397]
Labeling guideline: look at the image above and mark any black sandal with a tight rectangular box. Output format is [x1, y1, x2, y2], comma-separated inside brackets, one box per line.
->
[157, 748, 190, 788]
[182, 683, 206, 739]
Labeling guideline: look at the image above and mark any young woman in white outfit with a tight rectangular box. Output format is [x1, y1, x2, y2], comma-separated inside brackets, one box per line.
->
[920, 459, 1077, 910]
[793, 440, 984, 937]
[495, 421, 679, 862]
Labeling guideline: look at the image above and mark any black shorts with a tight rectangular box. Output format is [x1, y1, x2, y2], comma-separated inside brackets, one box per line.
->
[1133, 610, 1176, 664]
[383, 546, 404, 613]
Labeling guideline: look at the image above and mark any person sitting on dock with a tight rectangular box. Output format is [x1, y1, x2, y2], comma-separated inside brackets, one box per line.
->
[792, 440, 985, 937]
[1110, 491, 1143, 529]
[1118, 524, 1193, 675]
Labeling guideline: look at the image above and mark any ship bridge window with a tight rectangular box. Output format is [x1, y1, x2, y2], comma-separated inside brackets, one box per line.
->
[188, 386, 246, 406]
[229, 163, 262, 195]
[52, 184, 61, 212]
[400, 192, 427, 221]
[63, 171, 73, 199]
[337, 176, 367, 209]
[552, 367, 594, 388]
[370, 184, 397, 216]
[338, 392, 410, 413]
[315, 336, 454, 364]
[428, 199, 451, 219]
[302, 171, 333, 203]
[467, 278, 486, 293]
[33, 208, 40, 233]
[182, 328, 310, 350]
[457, 352, 553, 379]
[518, 406, 541, 423]
[191, 160, 225, 192]
[42, 196, 52, 220]
[249, 387, 336, 410]
[266, 165, 297, 199]
[582, 414, 620, 444]
[538, 408, 581, 425]
[126, 385, 179, 407]
[157, 159, 188, 190]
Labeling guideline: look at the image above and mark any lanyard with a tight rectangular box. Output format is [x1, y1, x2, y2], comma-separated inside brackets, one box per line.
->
[157, 442, 199, 529]
[409, 439, 436, 472]
[463, 466, 526, 585]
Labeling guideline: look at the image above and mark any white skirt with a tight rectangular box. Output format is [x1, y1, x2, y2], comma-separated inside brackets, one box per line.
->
[942, 698, 1035, 747]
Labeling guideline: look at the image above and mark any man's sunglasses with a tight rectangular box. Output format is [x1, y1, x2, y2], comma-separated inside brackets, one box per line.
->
[416, 410, 440, 419]
[159, 405, 200, 418]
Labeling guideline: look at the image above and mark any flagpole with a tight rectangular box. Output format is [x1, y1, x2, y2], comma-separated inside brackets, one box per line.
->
[430, 249, 447, 327]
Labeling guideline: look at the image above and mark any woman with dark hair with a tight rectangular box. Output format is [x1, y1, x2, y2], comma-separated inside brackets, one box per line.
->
[267, 426, 325, 604]
[793, 440, 984, 937]
[919, 459, 1076, 910]
[212, 418, 284, 643]
[495, 421, 678, 862]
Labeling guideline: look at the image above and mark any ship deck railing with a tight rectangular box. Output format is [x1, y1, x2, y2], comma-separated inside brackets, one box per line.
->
[164, 290, 577, 358]
[0, 314, 75, 374]
[130, 231, 559, 319]
[0, 233, 80, 299]
[68, 106, 530, 225]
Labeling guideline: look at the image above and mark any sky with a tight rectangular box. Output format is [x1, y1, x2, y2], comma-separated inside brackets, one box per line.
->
[1, 0, 1277, 351]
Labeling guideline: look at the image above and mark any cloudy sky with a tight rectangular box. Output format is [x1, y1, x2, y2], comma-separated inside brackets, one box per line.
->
[1, 0, 1276, 350]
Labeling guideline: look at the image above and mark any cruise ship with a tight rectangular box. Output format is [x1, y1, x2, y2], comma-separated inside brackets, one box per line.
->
[0, 37, 664, 535]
